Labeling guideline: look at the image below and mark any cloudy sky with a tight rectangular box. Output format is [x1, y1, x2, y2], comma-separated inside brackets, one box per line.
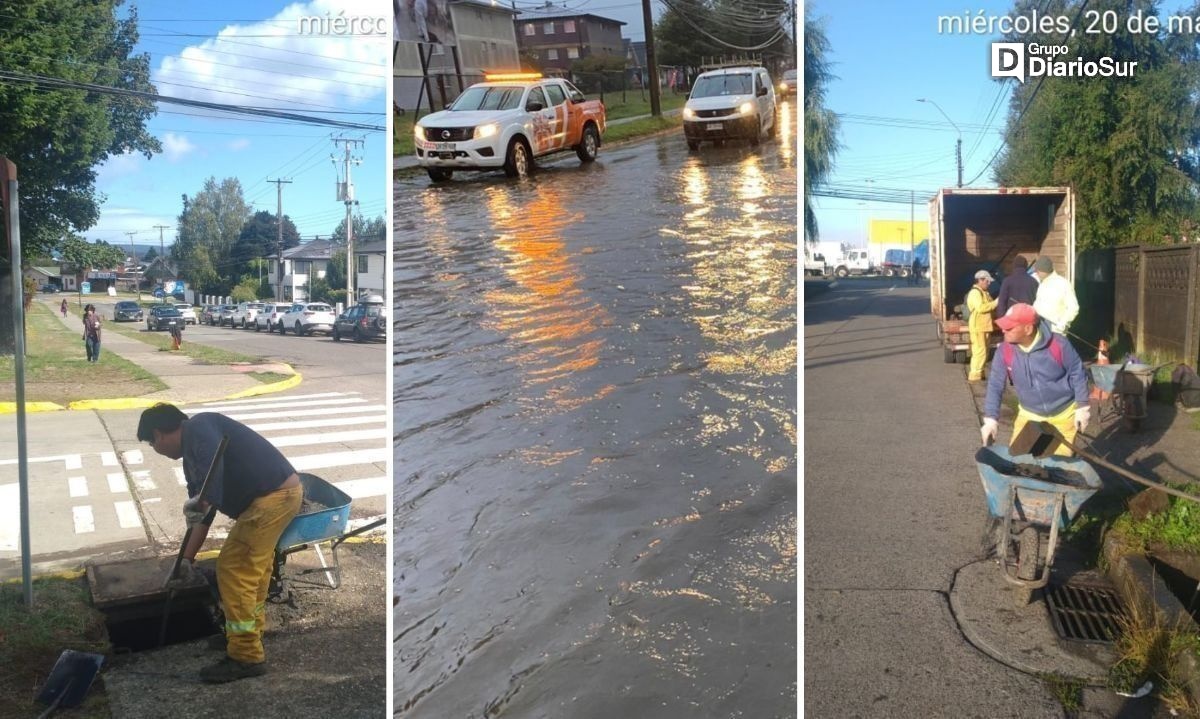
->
[90, 0, 389, 253]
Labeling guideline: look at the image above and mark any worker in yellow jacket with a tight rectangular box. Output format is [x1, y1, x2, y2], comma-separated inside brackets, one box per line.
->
[967, 270, 999, 382]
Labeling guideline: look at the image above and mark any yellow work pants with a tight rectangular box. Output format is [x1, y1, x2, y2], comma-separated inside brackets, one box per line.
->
[216, 485, 302, 663]
[1011, 402, 1077, 457]
[968, 330, 989, 381]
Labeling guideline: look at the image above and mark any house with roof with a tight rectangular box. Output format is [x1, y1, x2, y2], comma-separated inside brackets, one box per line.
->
[22, 265, 61, 290]
[514, 2, 625, 72]
[267, 239, 337, 303]
[354, 238, 387, 299]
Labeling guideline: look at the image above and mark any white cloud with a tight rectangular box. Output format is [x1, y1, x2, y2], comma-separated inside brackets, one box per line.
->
[96, 152, 145, 183]
[228, 138, 252, 151]
[87, 208, 180, 247]
[152, 0, 388, 113]
[161, 132, 198, 162]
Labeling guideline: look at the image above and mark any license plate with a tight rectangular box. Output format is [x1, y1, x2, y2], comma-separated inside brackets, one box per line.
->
[705, 123, 723, 131]
[437, 151, 455, 160]
[432, 142, 455, 150]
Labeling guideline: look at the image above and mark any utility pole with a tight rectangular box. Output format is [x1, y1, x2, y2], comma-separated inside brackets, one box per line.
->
[153, 224, 170, 300]
[124, 231, 139, 299]
[267, 179, 292, 302]
[917, 98, 962, 187]
[333, 138, 363, 303]
[641, 0, 661, 116]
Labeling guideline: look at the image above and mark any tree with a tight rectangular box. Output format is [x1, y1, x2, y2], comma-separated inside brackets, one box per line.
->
[234, 210, 300, 269]
[306, 276, 333, 305]
[803, 8, 841, 243]
[656, 0, 792, 69]
[326, 249, 347, 291]
[656, 1, 723, 68]
[0, 0, 160, 257]
[331, 214, 386, 245]
[229, 278, 260, 303]
[172, 178, 251, 295]
[143, 247, 158, 262]
[995, 0, 1200, 248]
[58, 235, 125, 272]
[571, 55, 627, 93]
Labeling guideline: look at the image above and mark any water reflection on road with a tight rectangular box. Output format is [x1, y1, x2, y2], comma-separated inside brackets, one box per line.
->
[394, 107, 797, 717]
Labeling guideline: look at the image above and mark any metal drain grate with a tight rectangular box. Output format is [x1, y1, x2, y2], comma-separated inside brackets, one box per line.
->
[1045, 582, 1126, 643]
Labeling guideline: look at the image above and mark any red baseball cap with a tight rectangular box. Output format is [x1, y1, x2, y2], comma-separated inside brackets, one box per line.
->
[995, 303, 1038, 330]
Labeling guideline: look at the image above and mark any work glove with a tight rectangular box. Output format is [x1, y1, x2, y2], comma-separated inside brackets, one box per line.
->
[163, 558, 195, 590]
[182, 497, 208, 527]
[1074, 406, 1091, 433]
[980, 418, 999, 446]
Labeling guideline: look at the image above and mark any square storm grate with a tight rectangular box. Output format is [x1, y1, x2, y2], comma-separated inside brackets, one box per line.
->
[1045, 582, 1127, 643]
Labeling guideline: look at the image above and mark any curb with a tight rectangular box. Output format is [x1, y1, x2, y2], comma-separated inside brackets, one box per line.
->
[1, 364, 302, 415]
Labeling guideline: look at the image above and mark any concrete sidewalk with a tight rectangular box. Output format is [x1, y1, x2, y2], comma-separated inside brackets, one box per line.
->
[17, 298, 300, 411]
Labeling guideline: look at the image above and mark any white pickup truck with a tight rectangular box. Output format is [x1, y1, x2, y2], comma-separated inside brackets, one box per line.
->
[414, 74, 606, 182]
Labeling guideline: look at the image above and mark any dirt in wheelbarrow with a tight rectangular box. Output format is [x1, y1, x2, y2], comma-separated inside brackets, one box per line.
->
[100, 540, 387, 718]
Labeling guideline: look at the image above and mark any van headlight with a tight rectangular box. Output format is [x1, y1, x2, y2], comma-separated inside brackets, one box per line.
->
[739, 102, 754, 115]
[414, 125, 425, 140]
[683, 107, 696, 120]
[474, 123, 499, 140]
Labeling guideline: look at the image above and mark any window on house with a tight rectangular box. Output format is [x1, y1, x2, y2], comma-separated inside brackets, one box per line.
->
[544, 22, 555, 34]
[523, 23, 535, 36]
[294, 260, 311, 275]
[567, 47, 579, 59]
[563, 20, 576, 33]
[546, 48, 558, 60]
[268, 260, 276, 275]
[356, 254, 369, 274]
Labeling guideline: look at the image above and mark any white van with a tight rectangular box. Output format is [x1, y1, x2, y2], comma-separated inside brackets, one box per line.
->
[682, 66, 777, 150]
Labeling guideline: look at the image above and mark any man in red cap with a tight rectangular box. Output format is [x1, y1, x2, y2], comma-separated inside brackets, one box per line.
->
[980, 303, 1090, 455]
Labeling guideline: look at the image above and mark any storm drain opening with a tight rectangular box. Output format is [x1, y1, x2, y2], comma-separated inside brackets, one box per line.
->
[1045, 582, 1127, 643]
[88, 556, 221, 652]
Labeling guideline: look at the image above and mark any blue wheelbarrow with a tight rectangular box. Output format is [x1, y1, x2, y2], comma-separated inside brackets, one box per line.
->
[976, 445, 1102, 605]
[268, 473, 385, 601]
[1088, 361, 1170, 432]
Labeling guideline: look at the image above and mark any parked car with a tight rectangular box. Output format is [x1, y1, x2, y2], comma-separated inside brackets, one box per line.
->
[40, 284, 60, 293]
[682, 66, 777, 150]
[174, 303, 197, 325]
[146, 305, 184, 331]
[112, 300, 144, 322]
[217, 304, 236, 327]
[200, 305, 220, 325]
[332, 295, 387, 342]
[254, 303, 286, 333]
[231, 301, 265, 329]
[279, 302, 336, 336]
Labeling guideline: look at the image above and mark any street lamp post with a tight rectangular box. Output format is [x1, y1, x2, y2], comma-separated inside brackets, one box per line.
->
[917, 98, 962, 188]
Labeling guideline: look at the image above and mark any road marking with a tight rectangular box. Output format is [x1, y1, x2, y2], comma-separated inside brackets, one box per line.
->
[0, 454, 79, 468]
[122, 450, 144, 466]
[73, 506, 95, 534]
[65, 454, 82, 470]
[333, 476, 388, 499]
[131, 471, 156, 492]
[199, 391, 350, 408]
[289, 448, 389, 472]
[246, 415, 387, 432]
[101, 452, 118, 467]
[68, 476, 89, 498]
[174, 467, 187, 487]
[218, 404, 388, 422]
[190, 397, 368, 415]
[107, 473, 129, 494]
[143, 497, 162, 504]
[266, 428, 389, 448]
[0, 484, 16, 550]
[114, 501, 142, 529]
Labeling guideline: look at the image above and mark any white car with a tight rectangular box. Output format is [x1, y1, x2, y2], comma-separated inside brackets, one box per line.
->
[231, 301, 265, 329]
[254, 303, 287, 333]
[682, 66, 777, 150]
[280, 302, 336, 336]
[174, 303, 197, 325]
[414, 74, 606, 182]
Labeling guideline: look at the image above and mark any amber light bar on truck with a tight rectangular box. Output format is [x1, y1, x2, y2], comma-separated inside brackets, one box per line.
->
[483, 72, 542, 82]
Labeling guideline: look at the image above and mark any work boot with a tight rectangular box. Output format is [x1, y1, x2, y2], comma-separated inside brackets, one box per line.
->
[199, 656, 267, 683]
[205, 633, 227, 651]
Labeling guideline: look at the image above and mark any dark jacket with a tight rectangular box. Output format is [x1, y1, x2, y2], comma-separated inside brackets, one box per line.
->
[996, 270, 1039, 313]
[984, 319, 1089, 419]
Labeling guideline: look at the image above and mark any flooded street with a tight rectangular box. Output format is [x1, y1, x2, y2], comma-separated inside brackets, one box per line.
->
[394, 110, 797, 717]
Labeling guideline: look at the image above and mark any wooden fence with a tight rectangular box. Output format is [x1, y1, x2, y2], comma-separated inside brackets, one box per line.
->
[1112, 244, 1200, 366]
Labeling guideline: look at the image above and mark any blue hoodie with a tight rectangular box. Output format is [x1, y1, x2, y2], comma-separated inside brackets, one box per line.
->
[984, 318, 1089, 420]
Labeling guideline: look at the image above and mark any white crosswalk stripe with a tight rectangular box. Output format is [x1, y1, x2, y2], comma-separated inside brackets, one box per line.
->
[114, 501, 142, 529]
[73, 506, 95, 534]
[107, 473, 129, 494]
[69, 476, 89, 498]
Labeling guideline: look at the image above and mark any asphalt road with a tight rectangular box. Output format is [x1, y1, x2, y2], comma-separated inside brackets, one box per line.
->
[803, 278, 1060, 716]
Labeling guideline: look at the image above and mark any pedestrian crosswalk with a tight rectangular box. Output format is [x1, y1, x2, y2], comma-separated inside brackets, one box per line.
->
[0, 391, 388, 553]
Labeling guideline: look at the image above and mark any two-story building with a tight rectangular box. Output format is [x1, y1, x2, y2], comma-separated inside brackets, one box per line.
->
[354, 238, 387, 299]
[514, 3, 626, 72]
[268, 239, 335, 303]
[394, 0, 521, 113]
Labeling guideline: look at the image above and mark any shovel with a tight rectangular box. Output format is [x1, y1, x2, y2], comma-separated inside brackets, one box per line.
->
[159, 435, 228, 647]
[1011, 421, 1200, 505]
[35, 650, 104, 718]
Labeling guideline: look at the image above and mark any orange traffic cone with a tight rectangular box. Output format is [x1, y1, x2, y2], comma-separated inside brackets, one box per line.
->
[1091, 339, 1110, 401]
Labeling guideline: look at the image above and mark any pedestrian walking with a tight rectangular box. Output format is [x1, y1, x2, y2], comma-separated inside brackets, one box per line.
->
[82, 304, 102, 363]
[60, 298, 68, 318]
[1031, 256, 1079, 334]
[169, 319, 183, 351]
[996, 256, 1038, 313]
[980, 303, 1090, 457]
[966, 270, 998, 382]
[138, 403, 303, 683]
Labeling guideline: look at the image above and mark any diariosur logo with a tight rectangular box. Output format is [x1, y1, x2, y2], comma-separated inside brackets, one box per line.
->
[990, 42, 1139, 82]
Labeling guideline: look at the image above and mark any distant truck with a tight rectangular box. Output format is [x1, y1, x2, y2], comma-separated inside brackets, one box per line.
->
[928, 187, 1076, 363]
[880, 240, 929, 278]
[830, 248, 873, 278]
[804, 250, 828, 276]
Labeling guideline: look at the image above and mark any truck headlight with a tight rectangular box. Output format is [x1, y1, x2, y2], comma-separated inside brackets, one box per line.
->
[739, 102, 754, 115]
[414, 125, 425, 141]
[474, 123, 499, 140]
[683, 107, 696, 120]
